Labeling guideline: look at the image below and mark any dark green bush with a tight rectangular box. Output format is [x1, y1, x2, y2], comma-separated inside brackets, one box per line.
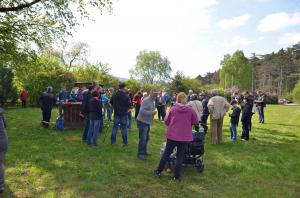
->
[0, 66, 18, 106]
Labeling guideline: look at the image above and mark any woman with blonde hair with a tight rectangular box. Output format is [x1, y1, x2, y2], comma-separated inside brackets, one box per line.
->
[154, 92, 198, 181]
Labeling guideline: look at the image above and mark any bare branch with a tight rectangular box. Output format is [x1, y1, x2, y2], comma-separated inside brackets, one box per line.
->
[0, 0, 42, 13]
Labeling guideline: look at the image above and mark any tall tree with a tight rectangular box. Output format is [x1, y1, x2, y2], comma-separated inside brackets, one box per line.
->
[168, 71, 188, 93]
[197, 70, 220, 85]
[130, 50, 172, 84]
[61, 42, 89, 71]
[220, 50, 252, 90]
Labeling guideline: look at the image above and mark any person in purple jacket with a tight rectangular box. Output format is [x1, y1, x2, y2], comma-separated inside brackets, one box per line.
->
[154, 92, 198, 181]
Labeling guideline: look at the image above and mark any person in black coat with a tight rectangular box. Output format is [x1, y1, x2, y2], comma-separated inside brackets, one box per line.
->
[110, 83, 131, 145]
[40, 86, 56, 128]
[0, 108, 8, 193]
[80, 85, 94, 141]
[229, 100, 241, 141]
[199, 92, 209, 134]
[86, 90, 103, 146]
[241, 98, 252, 141]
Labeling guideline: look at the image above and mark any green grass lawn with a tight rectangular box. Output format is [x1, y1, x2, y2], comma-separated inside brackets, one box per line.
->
[2, 105, 300, 197]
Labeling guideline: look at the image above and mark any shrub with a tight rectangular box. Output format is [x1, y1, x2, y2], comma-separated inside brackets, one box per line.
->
[292, 80, 300, 103]
[0, 66, 18, 106]
[23, 70, 75, 106]
[264, 92, 279, 104]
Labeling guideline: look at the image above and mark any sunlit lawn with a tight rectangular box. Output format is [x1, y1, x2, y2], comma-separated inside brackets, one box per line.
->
[2, 105, 300, 197]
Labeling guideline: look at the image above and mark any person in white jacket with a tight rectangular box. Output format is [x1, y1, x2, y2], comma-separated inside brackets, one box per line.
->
[208, 90, 230, 144]
[188, 94, 203, 132]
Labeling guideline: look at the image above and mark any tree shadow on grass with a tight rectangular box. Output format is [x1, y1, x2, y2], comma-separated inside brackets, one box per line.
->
[265, 122, 300, 128]
[253, 127, 300, 141]
[1, 185, 17, 198]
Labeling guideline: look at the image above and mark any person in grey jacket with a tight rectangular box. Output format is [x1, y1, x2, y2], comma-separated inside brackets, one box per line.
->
[136, 91, 158, 160]
[0, 108, 8, 193]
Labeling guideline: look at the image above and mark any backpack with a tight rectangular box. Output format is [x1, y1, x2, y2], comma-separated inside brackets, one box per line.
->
[54, 117, 64, 130]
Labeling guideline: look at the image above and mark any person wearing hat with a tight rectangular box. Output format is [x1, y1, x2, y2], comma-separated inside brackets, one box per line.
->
[207, 90, 230, 144]
[136, 90, 158, 160]
[110, 83, 131, 146]
[0, 108, 8, 193]
[199, 92, 209, 134]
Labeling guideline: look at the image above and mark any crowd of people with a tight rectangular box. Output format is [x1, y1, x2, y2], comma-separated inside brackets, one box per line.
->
[37, 83, 266, 181]
[0, 82, 267, 193]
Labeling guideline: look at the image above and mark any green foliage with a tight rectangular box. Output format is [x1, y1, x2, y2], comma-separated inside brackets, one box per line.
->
[73, 62, 119, 89]
[168, 71, 202, 93]
[130, 50, 172, 84]
[292, 80, 300, 102]
[249, 44, 300, 95]
[124, 78, 141, 94]
[14, 55, 75, 105]
[220, 50, 252, 90]
[197, 70, 220, 85]
[0, 65, 18, 106]
[168, 71, 189, 93]
[140, 83, 164, 93]
[182, 78, 202, 93]
[0, 1, 112, 48]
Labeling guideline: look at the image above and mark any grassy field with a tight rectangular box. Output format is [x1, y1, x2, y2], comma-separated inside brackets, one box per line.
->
[1, 105, 300, 197]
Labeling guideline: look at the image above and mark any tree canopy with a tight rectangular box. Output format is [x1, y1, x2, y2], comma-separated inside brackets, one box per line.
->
[130, 50, 172, 84]
[220, 50, 252, 90]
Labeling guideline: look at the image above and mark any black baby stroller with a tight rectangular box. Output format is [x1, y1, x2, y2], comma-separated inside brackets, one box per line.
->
[160, 129, 205, 173]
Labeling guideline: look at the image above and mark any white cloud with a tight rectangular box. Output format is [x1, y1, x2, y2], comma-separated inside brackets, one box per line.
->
[221, 36, 253, 47]
[68, 0, 219, 78]
[217, 14, 251, 29]
[278, 32, 300, 45]
[258, 12, 300, 32]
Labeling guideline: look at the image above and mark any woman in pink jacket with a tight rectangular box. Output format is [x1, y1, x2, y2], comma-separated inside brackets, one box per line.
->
[154, 92, 198, 181]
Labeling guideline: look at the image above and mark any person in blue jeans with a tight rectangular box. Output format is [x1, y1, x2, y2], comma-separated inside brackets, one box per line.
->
[101, 92, 110, 120]
[127, 110, 132, 129]
[136, 91, 158, 160]
[127, 92, 134, 129]
[228, 100, 241, 141]
[106, 88, 114, 121]
[255, 91, 266, 124]
[86, 90, 103, 146]
[80, 85, 94, 141]
[110, 83, 131, 146]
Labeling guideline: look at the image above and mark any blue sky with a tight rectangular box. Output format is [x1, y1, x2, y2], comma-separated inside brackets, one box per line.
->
[69, 0, 300, 78]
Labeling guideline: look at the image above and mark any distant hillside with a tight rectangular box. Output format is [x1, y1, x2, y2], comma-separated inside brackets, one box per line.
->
[116, 77, 129, 82]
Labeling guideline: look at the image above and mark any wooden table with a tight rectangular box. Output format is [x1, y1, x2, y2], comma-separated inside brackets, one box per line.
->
[62, 102, 84, 127]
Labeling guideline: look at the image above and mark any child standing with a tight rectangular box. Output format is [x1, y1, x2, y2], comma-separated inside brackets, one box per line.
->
[229, 100, 241, 141]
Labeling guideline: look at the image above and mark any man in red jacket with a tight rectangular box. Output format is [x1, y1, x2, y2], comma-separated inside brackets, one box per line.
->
[20, 89, 29, 108]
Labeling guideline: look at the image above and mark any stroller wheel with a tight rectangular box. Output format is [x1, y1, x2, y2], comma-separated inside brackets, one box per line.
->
[196, 164, 204, 173]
